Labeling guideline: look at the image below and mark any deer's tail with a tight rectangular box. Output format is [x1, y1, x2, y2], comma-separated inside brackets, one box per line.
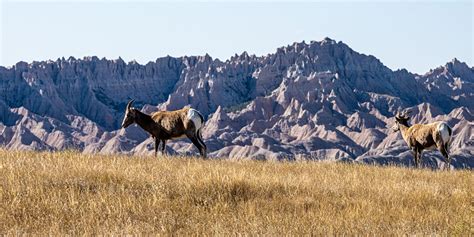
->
[438, 122, 452, 151]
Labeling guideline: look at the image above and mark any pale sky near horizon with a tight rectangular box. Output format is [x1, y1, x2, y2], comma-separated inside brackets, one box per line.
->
[1, 0, 472, 74]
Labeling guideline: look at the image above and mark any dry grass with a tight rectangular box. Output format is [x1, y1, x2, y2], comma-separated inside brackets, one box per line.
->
[0, 149, 472, 235]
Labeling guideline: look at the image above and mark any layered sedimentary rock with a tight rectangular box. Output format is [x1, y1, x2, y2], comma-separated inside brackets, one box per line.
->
[0, 38, 473, 168]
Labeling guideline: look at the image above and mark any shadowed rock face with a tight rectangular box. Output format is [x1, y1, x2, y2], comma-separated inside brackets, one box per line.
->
[0, 38, 473, 168]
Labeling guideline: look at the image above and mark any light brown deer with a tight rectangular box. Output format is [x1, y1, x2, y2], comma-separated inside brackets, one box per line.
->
[393, 109, 452, 169]
[121, 100, 207, 158]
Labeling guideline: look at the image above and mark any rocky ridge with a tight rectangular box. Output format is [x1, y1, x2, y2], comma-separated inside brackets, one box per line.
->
[0, 38, 473, 168]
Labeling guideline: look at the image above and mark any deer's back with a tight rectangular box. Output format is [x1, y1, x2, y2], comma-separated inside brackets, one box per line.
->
[407, 122, 441, 149]
[151, 107, 190, 137]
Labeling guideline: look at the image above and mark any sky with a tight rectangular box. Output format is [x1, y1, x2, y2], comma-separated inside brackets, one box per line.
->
[1, 0, 473, 74]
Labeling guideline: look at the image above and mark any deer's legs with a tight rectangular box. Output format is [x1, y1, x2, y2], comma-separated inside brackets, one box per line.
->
[417, 150, 423, 168]
[445, 154, 452, 171]
[412, 146, 424, 168]
[415, 153, 420, 168]
[161, 139, 167, 156]
[154, 138, 160, 157]
[187, 134, 206, 158]
[196, 131, 207, 158]
[437, 141, 451, 171]
[411, 148, 419, 168]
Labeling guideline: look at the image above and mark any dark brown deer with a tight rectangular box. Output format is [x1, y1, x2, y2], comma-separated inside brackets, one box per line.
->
[121, 100, 207, 158]
[393, 109, 452, 169]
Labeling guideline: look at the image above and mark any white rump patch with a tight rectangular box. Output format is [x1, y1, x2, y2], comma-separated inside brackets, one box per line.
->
[437, 123, 450, 144]
[187, 109, 203, 130]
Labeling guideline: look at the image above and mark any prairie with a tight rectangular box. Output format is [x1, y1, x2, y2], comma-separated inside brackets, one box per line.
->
[0, 149, 472, 235]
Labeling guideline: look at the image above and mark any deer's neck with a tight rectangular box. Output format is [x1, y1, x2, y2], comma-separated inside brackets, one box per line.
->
[398, 124, 411, 144]
[135, 110, 159, 136]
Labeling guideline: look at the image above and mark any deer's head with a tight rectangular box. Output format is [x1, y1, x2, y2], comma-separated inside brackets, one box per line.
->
[392, 109, 411, 131]
[121, 100, 137, 128]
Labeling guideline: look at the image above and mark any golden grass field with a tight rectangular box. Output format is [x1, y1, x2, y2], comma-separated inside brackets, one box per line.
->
[0, 149, 472, 235]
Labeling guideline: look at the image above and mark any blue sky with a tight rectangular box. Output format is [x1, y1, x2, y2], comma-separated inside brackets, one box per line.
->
[1, 0, 472, 74]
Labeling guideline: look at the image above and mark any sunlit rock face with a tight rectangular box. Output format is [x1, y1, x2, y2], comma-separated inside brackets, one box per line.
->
[0, 38, 473, 168]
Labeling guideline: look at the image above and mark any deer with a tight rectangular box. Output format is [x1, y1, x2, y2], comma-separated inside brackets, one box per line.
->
[392, 109, 452, 170]
[121, 100, 207, 158]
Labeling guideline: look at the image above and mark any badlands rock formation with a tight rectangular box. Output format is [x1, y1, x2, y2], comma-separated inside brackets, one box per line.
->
[0, 38, 473, 168]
